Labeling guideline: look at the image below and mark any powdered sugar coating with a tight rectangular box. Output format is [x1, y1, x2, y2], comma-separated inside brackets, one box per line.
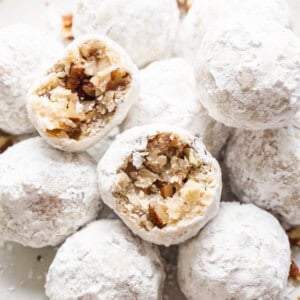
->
[178, 202, 291, 300]
[0, 24, 63, 135]
[72, 0, 180, 67]
[0, 137, 102, 248]
[27, 35, 139, 152]
[45, 219, 165, 300]
[122, 58, 230, 158]
[175, 0, 291, 62]
[195, 18, 300, 130]
[98, 125, 222, 246]
[224, 122, 300, 226]
[87, 126, 120, 162]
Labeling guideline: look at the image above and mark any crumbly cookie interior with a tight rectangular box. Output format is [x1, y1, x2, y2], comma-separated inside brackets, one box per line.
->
[114, 133, 217, 230]
[31, 39, 132, 140]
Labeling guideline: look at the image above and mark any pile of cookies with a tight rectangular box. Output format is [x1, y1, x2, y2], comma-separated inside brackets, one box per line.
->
[0, 0, 299, 299]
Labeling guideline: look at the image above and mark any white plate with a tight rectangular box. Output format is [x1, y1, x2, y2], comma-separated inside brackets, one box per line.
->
[0, 0, 299, 299]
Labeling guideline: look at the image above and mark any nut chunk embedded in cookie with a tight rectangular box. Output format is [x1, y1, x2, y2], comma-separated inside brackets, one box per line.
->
[97, 125, 222, 246]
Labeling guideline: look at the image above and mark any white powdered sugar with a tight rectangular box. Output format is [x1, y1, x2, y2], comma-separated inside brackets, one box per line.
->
[175, 0, 291, 62]
[195, 18, 300, 130]
[0, 137, 102, 248]
[225, 121, 300, 226]
[45, 219, 165, 300]
[178, 202, 291, 300]
[122, 58, 230, 158]
[0, 24, 63, 135]
[72, 0, 180, 67]
[98, 125, 222, 246]
[87, 126, 120, 162]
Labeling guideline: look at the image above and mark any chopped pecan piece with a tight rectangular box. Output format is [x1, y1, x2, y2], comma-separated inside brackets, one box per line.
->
[289, 260, 300, 281]
[0, 135, 14, 153]
[287, 227, 300, 247]
[159, 182, 176, 198]
[148, 203, 169, 228]
[66, 64, 85, 92]
[62, 14, 74, 41]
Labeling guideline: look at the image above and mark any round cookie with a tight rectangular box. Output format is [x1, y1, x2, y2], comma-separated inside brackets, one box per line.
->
[98, 125, 222, 246]
[225, 122, 300, 226]
[0, 137, 102, 247]
[178, 202, 291, 300]
[195, 18, 300, 130]
[27, 35, 139, 152]
[46, 219, 165, 300]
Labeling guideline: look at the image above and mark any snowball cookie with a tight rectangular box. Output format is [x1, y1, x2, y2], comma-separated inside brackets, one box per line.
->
[27, 35, 139, 152]
[122, 58, 230, 158]
[225, 123, 300, 226]
[72, 0, 180, 67]
[0, 137, 102, 248]
[175, 0, 291, 62]
[195, 18, 300, 130]
[0, 24, 63, 135]
[45, 219, 165, 300]
[178, 202, 291, 300]
[98, 125, 222, 246]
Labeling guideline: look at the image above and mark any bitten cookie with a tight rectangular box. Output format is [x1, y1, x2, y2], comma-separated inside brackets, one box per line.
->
[27, 35, 139, 152]
[98, 125, 222, 246]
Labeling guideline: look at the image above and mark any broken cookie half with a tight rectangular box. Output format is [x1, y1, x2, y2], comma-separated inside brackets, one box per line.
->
[27, 35, 139, 152]
[98, 125, 222, 246]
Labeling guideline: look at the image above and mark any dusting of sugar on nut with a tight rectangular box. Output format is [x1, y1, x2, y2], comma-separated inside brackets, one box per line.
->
[98, 125, 222, 246]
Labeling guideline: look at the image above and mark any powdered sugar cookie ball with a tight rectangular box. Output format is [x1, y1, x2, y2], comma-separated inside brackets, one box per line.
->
[0, 137, 102, 248]
[178, 202, 291, 300]
[27, 35, 139, 152]
[72, 0, 180, 67]
[224, 122, 300, 226]
[46, 219, 165, 300]
[175, 0, 291, 61]
[122, 58, 230, 158]
[98, 125, 222, 246]
[0, 24, 63, 135]
[195, 19, 300, 130]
